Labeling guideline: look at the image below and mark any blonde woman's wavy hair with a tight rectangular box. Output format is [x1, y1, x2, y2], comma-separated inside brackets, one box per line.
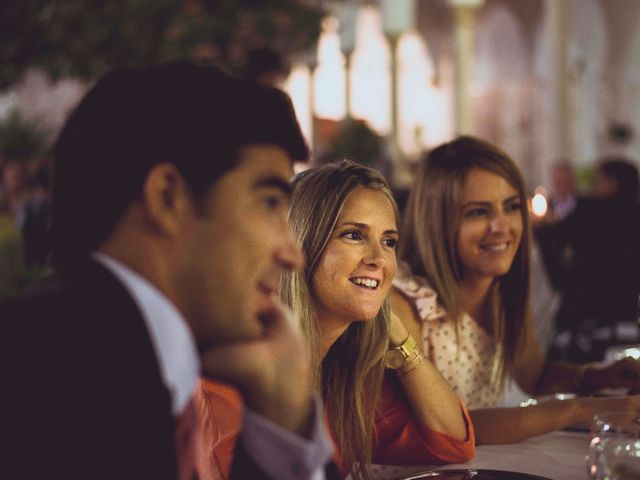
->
[400, 136, 531, 385]
[280, 160, 398, 480]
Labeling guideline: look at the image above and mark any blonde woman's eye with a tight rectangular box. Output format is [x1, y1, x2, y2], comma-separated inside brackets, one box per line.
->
[341, 230, 361, 240]
[383, 238, 398, 249]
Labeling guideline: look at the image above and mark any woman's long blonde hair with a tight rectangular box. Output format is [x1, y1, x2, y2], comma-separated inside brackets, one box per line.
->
[399, 136, 531, 383]
[280, 160, 398, 479]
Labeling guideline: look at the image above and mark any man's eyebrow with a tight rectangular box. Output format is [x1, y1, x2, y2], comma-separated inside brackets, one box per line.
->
[253, 176, 293, 196]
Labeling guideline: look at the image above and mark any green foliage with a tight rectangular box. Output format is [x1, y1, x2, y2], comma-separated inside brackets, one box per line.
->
[576, 165, 594, 192]
[0, 110, 49, 162]
[327, 118, 385, 167]
[0, 0, 325, 89]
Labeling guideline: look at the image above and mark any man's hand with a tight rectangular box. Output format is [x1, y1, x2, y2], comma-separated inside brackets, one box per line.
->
[199, 302, 314, 438]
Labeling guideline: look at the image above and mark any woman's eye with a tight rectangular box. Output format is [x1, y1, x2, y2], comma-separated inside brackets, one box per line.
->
[383, 238, 398, 249]
[465, 208, 487, 218]
[340, 230, 361, 241]
[506, 201, 522, 213]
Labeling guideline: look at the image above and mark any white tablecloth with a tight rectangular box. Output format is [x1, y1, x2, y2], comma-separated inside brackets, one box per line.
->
[366, 431, 590, 480]
[438, 430, 589, 480]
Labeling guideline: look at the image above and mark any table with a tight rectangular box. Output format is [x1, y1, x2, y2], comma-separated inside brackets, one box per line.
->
[366, 431, 590, 480]
[437, 430, 589, 480]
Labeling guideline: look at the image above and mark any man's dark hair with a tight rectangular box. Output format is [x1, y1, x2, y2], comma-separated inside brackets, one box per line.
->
[597, 157, 639, 202]
[51, 62, 308, 270]
[246, 48, 287, 80]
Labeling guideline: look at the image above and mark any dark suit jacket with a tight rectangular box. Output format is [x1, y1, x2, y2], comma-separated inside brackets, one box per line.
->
[0, 260, 177, 479]
[0, 259, 339, 480]
[536, 197, 640, 330]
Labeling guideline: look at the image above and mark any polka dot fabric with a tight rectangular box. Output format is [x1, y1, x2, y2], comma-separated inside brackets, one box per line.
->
[393, 272, 503, 409]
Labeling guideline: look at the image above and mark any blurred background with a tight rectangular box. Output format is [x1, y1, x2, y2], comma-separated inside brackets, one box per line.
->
[1, 1, 639, 365]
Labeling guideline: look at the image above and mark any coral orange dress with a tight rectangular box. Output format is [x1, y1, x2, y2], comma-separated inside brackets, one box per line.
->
[197, 379, 243, 480]
[199, 374, 474, 479]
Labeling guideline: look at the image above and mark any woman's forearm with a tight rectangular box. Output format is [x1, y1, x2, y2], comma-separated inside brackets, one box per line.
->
[470, 401, 582, 444]
[471, 396, 640, 445]
[397, 360, 470, 441]
[388, 306, 469, 442]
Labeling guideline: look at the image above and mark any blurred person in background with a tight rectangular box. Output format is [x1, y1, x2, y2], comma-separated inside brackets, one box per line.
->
[548, 160, 578, 221]
[392, 137, 640, 445]
[20, 161, 52, 270]
[538, 157, 640, 362]
[0, 161, 27, 297]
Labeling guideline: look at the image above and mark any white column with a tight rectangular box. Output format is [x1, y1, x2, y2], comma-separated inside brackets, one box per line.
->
[387, 33, 401, 163]
[381, 0, 416, 186]
[547, 0, 572, 160]
[305, 49, 318, 153]
[338, 2, 358, 119]
[450, 1, 483, 135]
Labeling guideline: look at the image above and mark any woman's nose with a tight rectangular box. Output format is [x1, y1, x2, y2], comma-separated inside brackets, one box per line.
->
[363, 241, 385, 267]
[489, 212, 508, 233]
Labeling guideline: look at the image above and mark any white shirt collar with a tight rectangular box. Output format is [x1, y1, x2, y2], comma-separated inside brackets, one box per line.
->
[92, 252, 200, 415]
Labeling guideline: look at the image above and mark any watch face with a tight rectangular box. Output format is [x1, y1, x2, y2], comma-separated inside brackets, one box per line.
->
[385, 350, 405, 369]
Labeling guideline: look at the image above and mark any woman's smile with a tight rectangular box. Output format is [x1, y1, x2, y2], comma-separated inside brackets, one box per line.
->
[313, 186, 398, 326]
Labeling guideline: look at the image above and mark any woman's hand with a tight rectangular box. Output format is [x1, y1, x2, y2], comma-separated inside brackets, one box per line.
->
[576, 394, 640, 426]
[586, 358, 640, 392]
[389, 311, 410, 347]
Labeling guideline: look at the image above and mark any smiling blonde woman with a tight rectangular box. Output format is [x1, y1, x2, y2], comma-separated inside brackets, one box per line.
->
[281, 160, 475, 479]
[392, 136, 640, 445]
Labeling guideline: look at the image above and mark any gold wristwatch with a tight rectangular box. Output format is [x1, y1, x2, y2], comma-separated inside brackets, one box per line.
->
[385, 334, 418, 370]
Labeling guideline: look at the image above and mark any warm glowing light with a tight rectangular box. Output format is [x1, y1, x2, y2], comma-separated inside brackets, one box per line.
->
[314, 16, 346, 120]
[531, 192, 548, 217]
[293, 162, 309, 175]
[397, 32, 448, 154]
[284, 65, 312, 147]
[350, 6, 391, 133]
[294, 4, 454, 152]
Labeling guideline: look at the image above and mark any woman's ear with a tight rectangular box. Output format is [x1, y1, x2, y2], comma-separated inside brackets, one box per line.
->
[141, 163, 193, 235]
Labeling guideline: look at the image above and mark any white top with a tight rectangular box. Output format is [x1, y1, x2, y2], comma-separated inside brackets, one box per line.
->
[94, 252, 199, 415]
[393, 271, 503, 408]
[93, 252, 333, 479]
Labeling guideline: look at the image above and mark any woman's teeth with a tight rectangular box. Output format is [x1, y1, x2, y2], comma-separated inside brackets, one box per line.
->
[350, 277, 379, 289]
[481, 243, 508, 252]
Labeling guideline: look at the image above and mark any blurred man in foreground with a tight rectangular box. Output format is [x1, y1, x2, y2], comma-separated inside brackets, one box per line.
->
[0, 63, 335, 479]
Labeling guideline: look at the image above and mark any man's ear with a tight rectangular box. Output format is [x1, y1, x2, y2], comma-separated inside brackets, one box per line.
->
[141, 163, 193, 235]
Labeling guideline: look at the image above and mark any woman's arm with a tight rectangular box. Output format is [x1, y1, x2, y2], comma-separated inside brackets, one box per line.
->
[471, 395, 640, 445]
[512, 323, 640, 395]
[536, 358, 640, 395]
[389, 289, 470, 442]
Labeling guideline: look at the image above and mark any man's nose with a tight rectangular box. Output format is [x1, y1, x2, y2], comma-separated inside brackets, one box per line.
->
[276, 224, 305, 271]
